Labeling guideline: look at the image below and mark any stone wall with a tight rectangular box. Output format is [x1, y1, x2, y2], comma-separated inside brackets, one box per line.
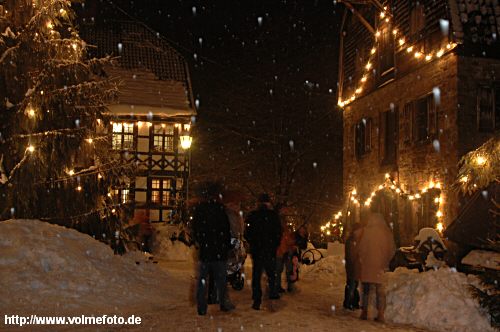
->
[343, 52, 459, 244]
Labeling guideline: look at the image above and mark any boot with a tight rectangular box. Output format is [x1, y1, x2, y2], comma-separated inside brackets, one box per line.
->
[375, 310, 385, 323]
[360, 308, 368, 320]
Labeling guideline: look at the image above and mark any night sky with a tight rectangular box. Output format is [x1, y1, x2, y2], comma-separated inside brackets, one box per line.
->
[79, 0, 345, 226]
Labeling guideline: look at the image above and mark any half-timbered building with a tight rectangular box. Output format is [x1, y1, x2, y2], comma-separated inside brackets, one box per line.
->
[338, 0, 500, 245]
[81, 20, 195, 223]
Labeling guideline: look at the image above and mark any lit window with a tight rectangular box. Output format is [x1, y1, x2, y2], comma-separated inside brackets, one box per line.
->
[112, 122, 134, 150]
[150, 178, 172, 205]
[152, 124, 175, 152]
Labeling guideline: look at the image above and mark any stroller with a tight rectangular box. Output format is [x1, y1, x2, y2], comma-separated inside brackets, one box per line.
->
[226, 237, 247, 290]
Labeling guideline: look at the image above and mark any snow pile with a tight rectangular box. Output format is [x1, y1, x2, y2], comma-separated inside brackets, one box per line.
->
[301, 255, 345, 280]
[0, 219, 170, 312]
[386, 267, 494, 332]
[152, 223, 194, 261]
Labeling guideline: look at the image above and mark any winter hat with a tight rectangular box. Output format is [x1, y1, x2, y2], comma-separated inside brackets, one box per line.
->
[257, 193, 271, 203]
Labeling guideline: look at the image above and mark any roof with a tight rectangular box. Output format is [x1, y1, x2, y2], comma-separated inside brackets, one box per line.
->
[452, 0, 500, 46]
[80, 20, 195, 114]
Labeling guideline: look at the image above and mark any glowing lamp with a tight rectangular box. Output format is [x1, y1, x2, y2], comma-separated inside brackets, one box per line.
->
[378, 184, 384, 190]
[399, 38, 405, 46]
[27, 145, 35, 153]
[380, 12, 385, 18]
[180, 135, 193, 149]
[407, 46, 413, 53]
[76, 186, 82, 191]
[360, 76, 367, 83]
[371, 48, 376, 54]
[437, 50, 444, 57]
[352, 188, 357, 195]
[436, 222, 444, 233]
[436, 211, 443, 218]
[475, 155, 487, 165]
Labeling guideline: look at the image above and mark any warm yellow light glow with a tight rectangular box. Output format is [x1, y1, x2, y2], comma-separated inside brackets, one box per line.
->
[429, 181, 435, 189]
[392, 29, 398, 35]
[364, 200, 371, 207]
[97, 174, 102, 179]
[137, 121, 143, 127]
[350, 95, 356, 102]
[415, 193, 421, 199]
[425, 54, 432, 61]
[385, 173, 390, 179]
[180, 135, 193, 149]
[375, 31, 381, 38]
[352, 188, 357, 195]
[409, 195, 414, 200]
[27, 145, 35, 153]
[366, 62, 372, 70]
[385, 18, 390, 23]
[68, 169, 75, 176]
[399, 38, 405, 46]
[46, 21, 53, 29]
[378, 184, 384, 190]
[326, 230, 331, 235]
[422, 187, 428, 193]
[407, 46, 413, 53]
[435, 182, 442, 189]
[380, 12, 385, 18]
[355, 88, 362, 94]
[76, 185, 82, 191]
[147, 122, 153, 127]
[27, 107, 35, 117]
[86, 138, 93, 144]
[390, 185, 396, 190]
[436, 222, 444, 233]
[436, 210, 443, 218]
[361, 76, 367, 83]
[414, 51, 422, 58]
[446, 43, 452, 49]
[434, 197, 440, 204]
[395, 188, 401, 193]
[436, 49, 444, 57]
[475, 155, 487, 165]
[460, 175, 469, 183]
[371, 48, 376, 54]
[71, 43, 78, 50]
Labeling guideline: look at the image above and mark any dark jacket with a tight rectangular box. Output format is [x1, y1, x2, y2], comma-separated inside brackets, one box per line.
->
[244, 204, 282, 259]
[192, 200, 232, 262]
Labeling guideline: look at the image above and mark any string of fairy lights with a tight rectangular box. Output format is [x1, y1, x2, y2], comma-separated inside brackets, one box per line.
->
[337, 6, 457, 108]
[321, 173, 445, 237]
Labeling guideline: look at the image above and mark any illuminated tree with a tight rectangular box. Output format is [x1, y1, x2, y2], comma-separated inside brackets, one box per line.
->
[0, 0, 126, 232]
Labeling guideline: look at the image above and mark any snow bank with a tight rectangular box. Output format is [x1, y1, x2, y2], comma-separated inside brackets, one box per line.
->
[152, 223, 194, 261]
[301, 255, 345, 281]
[462, 250, 500, 271]
[386, 267, 494, 332]
[0, 219, 170, 312]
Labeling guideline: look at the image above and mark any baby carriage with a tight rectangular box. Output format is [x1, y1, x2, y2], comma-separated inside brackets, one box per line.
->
[226, 237, 247, 290]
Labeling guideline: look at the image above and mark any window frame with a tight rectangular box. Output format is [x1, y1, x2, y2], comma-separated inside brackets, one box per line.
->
[150, 178, 173, 206]
[477, 85, 497, 132]
[151, 124, 175, 153]
[354, 117, 372, 159]
[112, 122, 135, 150]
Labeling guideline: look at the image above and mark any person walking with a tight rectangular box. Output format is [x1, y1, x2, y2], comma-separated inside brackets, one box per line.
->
[191, 182, 235, 316]
[276, 220, 296, 293]
[244, 193, 282, 310]
[343, 222, 362, 310]
[357, 207, 396, 322]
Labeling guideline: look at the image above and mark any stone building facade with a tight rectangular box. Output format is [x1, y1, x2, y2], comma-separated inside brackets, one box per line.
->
[338, 0, 500, 245]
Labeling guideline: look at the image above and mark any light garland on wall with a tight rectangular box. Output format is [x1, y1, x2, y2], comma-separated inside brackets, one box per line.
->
[320, 173, 445, 237]
[337, 7, 458, 108]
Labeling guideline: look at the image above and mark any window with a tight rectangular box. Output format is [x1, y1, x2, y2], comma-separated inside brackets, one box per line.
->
[477, 85, 500, 132]
[355, 118, 372, 159]
[112, 123, 134, 150]
[151, 178, 172, 206]
[380, 109, 398, 165]
[409, 3, 425, 36]
[152, 124, 175, 152]
[404, 93, 437, 143]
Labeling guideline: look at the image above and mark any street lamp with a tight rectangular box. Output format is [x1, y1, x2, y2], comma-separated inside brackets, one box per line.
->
[180, 135, 192, 150]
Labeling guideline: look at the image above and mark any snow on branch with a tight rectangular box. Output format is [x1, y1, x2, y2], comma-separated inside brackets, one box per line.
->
[457, 134, 500, 194]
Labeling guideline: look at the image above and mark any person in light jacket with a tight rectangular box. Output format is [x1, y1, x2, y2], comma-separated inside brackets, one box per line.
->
[357, 208, 396, 322]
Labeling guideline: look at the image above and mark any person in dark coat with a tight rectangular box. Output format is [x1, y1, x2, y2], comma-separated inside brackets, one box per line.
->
[343, 222, 363, 310]
[191, 182, 234, 315]
[244, 193, 282, 310]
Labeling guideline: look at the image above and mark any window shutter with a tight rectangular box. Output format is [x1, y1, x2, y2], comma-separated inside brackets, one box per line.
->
[379, 112, 386, 162]
[427, 94, 437, 137]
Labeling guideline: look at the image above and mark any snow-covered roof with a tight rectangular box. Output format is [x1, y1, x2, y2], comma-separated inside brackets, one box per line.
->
[80, 20, 195, 114]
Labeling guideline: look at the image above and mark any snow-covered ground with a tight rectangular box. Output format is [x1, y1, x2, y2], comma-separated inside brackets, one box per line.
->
[0, 220, 494, 331]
